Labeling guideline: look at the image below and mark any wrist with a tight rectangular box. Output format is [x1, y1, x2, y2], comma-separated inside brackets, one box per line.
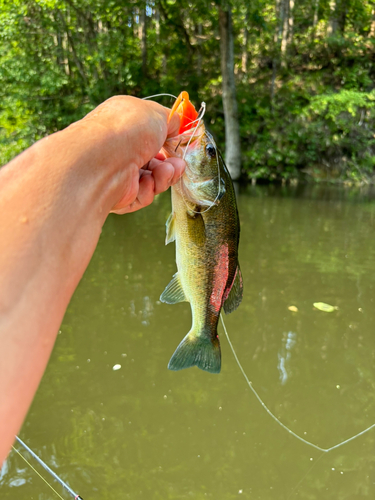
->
[36, 117, 133, 220]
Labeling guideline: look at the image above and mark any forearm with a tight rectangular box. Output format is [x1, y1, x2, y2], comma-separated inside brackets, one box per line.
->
[0, 95, 182, 465]
[0, 121, 122, 463]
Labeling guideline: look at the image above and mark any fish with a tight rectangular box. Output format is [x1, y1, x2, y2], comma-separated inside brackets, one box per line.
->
[160, 91, 243, 374]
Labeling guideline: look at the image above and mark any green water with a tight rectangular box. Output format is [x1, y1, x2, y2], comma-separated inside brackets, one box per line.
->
[1, 185, 375, 499]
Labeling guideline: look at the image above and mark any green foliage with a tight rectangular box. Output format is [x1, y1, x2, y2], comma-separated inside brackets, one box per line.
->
[1, 0, 375, 183]
[306, 90, 375, 120]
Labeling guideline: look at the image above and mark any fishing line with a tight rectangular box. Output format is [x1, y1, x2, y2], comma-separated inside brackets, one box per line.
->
[220, 314, 375, 452]
[142, 93, 178, 100]
[12, 446, 65, 500]
[178, 102, 223, 216]
[13, 437, 83, 499]
[143, 93, 222, 215]
[286, 451, 326, 500]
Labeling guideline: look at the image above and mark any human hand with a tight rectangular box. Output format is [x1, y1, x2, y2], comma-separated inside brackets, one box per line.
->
[111, 152, 185, 214]
[78, 96, 186, 215]
[0, 95, 185, 465]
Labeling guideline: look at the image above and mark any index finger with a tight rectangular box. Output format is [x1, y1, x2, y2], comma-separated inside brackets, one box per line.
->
[166, 106, 180, 138]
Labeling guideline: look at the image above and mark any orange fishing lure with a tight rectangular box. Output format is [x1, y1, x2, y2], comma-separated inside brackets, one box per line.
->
[168, 91, 199, 134]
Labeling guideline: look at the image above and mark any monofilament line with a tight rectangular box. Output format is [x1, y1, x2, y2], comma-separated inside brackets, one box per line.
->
[13, 437, 83, 499]
[142, 93, 178, 100]
[143, 95, 219, 214]
[179, 103, 223, 215]
[220, 314, 375, 452]
[12, 446, 65, 500]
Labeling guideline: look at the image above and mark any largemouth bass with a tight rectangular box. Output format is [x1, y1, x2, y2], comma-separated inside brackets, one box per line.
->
[161, 92, 243, 374]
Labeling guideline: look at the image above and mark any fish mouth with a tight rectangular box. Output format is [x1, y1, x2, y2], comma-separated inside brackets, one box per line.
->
[163, 127, 205, 159]
[164, 91, 206, 158]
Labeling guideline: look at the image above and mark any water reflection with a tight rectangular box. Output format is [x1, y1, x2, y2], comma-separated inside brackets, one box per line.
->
[1, 184, 375, 500]
[129, 296, 154, 326]
[278, 331, 297, 385]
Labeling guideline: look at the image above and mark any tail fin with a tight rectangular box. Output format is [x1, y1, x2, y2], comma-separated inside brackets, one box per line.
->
[168, 332, 221, 374]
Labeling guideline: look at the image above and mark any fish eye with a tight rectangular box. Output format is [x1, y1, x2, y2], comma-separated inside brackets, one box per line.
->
[206, 144, 216, 158]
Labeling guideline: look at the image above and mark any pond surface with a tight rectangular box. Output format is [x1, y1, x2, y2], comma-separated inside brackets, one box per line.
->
[1, 184, 375, 500]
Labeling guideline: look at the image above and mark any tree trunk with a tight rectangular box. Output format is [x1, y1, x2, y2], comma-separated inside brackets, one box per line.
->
[218, 4, 241, 180]
[140, 6, 147, 76]
[313, 0, 320, 28]
[327, 0, 338, 36]
[280, 0, 289, 66]
[271, 0, 283, 107]
[337, 0, 347, 34]
[370, 8, 375, 37]
[57, 10, 87, 84]
[62, 32, 70, 76]
[287, 0, 295, 46]
[53, 12, 65, 70]
[241, 8, 249, 74]
[328, 0, 347, 36]
[133, 8, 138, 38]
[154, 7, 160, 43]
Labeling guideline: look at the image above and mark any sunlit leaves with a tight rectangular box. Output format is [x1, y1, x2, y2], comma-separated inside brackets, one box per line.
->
[305, 90, 375, 121]
[1, 0, 375, 179]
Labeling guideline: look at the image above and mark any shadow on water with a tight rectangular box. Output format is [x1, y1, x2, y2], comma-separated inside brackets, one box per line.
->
[1, 185, 375, 499]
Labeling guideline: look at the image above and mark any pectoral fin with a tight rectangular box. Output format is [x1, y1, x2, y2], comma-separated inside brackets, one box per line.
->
[223, 266, 243, 314]
[160, 272, 187, 304]
[165, 212, 176, 245]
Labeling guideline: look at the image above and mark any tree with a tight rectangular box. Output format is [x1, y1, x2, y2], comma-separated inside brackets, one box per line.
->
[1, 0, 375, 182]
[219, 2, 241, 180]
